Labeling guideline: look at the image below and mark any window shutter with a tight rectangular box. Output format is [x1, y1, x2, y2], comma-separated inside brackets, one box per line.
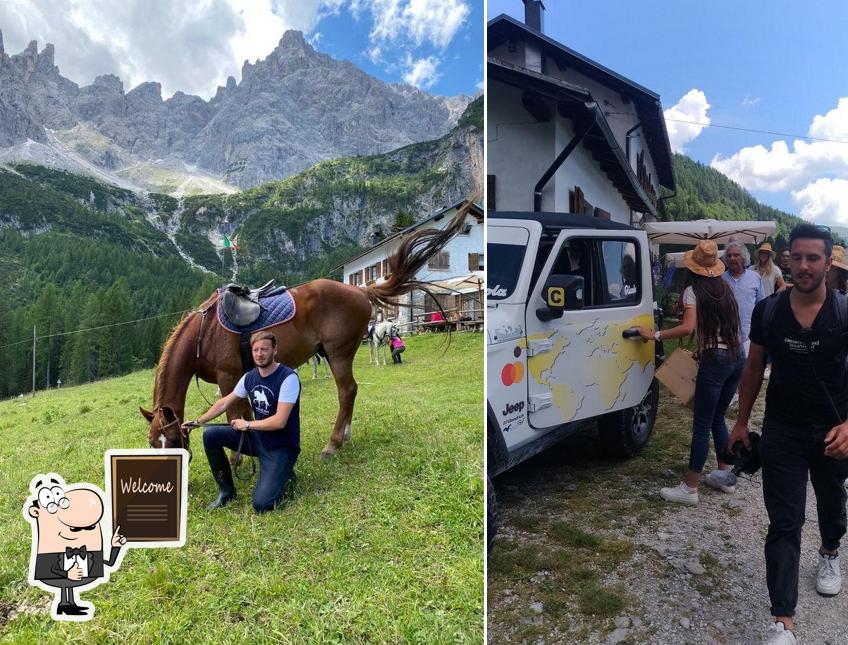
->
[468, 253, 478, 271]
[571, 186, 584, 213]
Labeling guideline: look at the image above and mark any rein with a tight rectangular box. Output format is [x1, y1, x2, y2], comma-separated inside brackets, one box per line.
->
[171, 417, 256, 481]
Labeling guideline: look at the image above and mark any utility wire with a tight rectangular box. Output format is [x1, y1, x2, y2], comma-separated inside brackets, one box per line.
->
[606, 111, 848, 146]
[0, 308, 193, 351]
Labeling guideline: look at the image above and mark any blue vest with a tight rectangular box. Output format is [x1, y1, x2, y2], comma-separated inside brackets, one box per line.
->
[243, 364, 300, 451]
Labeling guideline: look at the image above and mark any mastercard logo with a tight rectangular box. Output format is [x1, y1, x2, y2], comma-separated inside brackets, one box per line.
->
[501, 361, 525, 386]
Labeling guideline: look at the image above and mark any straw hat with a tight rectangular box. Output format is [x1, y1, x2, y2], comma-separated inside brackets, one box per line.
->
[684, 240, 725, 278]
[832, 245, 848, 272]
[757, 242, 775, 256]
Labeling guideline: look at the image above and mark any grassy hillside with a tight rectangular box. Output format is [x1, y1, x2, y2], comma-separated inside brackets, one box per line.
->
[0, 333, 484, 643]
[662, 154, 817, 249]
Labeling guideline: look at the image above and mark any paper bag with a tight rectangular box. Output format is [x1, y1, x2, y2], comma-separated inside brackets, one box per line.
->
[655, 348, 698, 408]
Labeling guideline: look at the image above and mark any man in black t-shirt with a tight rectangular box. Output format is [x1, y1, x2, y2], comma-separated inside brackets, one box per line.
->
[729, 224, 848, 645]
[779, 248, 793, 286]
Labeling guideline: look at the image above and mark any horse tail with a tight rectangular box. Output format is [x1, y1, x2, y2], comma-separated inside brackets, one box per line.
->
[364, 198, 476, 312]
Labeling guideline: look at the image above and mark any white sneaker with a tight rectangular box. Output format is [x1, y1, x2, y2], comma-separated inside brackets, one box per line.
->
[816, 552, 842, 596]
[763, 621, 796, 644]
[704, 469, 737, 493]
[659, 483, 698, 505]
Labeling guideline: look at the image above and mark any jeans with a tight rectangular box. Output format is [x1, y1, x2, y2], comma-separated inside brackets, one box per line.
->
[688, 348, 745, 472]
[392, 347, 404, 363]
[761, 416, 848, 616]
[202, 425, 297, 513]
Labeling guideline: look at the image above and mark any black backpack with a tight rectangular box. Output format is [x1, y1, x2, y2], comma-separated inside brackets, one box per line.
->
[759, 289, 848, 340]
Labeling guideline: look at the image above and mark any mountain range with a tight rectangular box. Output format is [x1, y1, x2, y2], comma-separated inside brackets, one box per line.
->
[0, 29, 471, 193]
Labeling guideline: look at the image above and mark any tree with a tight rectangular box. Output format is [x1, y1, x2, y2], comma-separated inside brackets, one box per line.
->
[390, 208, 415, 233]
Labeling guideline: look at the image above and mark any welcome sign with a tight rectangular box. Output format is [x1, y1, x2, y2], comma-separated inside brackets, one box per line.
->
[105, 449, 189, 547]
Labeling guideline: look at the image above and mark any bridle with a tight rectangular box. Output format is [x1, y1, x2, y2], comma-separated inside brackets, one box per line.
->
[155, 411, 192, 461]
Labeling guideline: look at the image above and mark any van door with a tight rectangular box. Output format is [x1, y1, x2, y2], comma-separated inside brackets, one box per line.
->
[524, 229, 655, 430]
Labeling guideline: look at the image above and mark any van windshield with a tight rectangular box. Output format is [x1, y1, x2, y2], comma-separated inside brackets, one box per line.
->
[487, 243, 526, 300]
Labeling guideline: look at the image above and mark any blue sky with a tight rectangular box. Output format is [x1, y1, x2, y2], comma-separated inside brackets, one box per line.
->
[316, 1, 483, 96]
[488, 1, 848, 225]
[0, 1, 482, 100]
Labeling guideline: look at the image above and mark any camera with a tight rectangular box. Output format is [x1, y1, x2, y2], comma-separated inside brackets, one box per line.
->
[721, 431, 762, 476]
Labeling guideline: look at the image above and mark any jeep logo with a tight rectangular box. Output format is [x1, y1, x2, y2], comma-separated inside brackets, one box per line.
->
[502, 401, 525, 416]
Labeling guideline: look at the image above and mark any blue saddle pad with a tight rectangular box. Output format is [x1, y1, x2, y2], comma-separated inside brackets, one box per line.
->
[217, 289, 296, 334]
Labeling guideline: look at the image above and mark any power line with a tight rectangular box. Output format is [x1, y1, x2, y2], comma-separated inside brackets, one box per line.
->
[0, 308, 193, 351]
[606, 111, 848, 145]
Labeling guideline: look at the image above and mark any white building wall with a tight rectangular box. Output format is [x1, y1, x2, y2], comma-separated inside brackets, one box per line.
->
[553, 115, 632, 225]
[488, 80, 630, 223]
[341, 209, 483, 326]
[489, 40, 662, 204]
[487, 80, 556, 212]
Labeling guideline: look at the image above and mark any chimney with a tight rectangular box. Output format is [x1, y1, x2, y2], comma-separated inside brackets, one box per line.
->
[523, 0, 545, 33]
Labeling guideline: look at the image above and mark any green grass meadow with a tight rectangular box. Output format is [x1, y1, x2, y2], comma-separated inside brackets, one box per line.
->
[0, 334, 483, 644]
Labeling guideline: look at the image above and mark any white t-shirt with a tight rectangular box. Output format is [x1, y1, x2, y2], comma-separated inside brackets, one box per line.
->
[682, 286, 727, 349]
[755, 264, 782, 297]
[234, 372, 300, 404]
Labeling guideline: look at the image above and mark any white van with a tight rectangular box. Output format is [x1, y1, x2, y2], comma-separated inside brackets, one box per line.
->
[487, 211, 661, 548]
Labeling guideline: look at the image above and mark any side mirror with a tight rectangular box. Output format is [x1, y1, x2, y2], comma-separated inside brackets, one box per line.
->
[536, 274, 584, 321]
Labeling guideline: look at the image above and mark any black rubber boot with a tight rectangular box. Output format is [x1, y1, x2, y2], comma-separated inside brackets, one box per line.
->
[205, 447, 236, 510]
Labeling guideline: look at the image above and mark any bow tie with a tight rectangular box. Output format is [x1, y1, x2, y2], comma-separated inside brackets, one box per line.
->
[65, 546, 87, 559]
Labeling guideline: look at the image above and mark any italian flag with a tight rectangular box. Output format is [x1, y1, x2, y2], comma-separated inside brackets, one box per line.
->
[223, 234, 240, 251]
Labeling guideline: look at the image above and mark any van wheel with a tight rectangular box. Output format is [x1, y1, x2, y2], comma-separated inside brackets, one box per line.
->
[487, 474, 497, 554]
[598, 379, 659, 458]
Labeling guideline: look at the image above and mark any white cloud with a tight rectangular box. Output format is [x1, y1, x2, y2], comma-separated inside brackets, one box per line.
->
[403, 55, 440, 89]
[0, 0, 469, 99]
[366, 45, 383, 64]
[710, 97, 848, 222]
[742, 95, 761, 107]
[367, 0, 470, 49]
[792, 178, 848, 226]
[663, 89, 711, 153]
[710, 98, 848, 193]
[0, 0, 342, 99]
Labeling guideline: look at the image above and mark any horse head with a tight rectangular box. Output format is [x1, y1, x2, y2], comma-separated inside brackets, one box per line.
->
[140, 406, 187, 450]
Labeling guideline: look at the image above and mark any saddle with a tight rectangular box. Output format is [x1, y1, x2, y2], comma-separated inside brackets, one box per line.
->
[219, 280, 287, 327]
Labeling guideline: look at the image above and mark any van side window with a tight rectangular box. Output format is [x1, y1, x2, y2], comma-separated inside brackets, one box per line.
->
[549, 239, 594, 305]
[548, 238, 640, 309]
[600, 240, 640, 306]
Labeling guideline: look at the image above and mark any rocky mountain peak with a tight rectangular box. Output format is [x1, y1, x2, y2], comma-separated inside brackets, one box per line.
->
[279, 29, 307, 49]
[92, 74, 124, 93]
[126, 81, 162, 104]
[0, 29, 473, 191]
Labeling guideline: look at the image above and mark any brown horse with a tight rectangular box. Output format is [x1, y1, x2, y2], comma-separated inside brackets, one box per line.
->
[141, 200, 473, 458]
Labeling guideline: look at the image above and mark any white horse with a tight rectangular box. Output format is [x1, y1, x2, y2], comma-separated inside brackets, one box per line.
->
[369, 320, 397, 366]
[308, 353, 330, 379]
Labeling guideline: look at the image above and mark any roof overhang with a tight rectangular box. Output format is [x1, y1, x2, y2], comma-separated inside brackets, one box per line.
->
[488, 14, 675, 191]
[489, 59, 658, 217]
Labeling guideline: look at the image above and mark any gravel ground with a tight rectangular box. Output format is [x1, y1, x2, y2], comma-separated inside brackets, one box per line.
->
[488, 381, 848, 645]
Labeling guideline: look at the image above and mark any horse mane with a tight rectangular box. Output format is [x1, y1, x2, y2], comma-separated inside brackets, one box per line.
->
[153, 292, 217, 406]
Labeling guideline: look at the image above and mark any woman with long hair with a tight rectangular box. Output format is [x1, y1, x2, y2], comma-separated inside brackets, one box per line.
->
[752, 242, 786, 297]
[635, 240, 745, 504]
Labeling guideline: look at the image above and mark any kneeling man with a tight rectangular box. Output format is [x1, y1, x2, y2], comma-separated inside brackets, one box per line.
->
[183, 331, 300, 513]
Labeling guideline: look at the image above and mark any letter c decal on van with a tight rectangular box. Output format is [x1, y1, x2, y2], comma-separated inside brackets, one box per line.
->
[547, 286, 565, 307]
